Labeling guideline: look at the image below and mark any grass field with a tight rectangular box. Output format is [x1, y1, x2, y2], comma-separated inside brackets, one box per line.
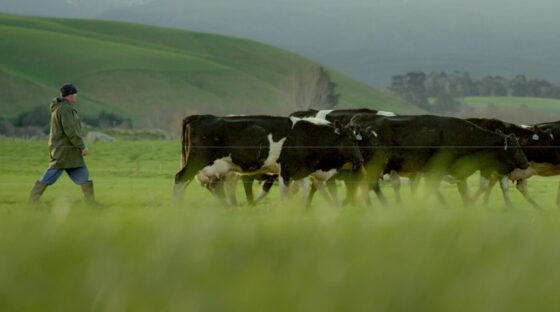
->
[462, 96, 560, 114]
[0, 12, 419, 125]
[2, 140, 560, 311]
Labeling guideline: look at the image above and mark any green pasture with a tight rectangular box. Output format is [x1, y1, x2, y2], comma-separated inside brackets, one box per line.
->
[1, 140, 560, 311]
[462, 96, 560, 113]
[0, 13, 418, 124]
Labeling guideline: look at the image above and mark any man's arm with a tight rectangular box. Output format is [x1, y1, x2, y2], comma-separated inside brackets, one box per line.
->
[59, 106, 87, 152]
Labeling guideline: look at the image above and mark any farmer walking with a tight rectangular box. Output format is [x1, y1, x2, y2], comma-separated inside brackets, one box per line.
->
[28, 83, 98, 205]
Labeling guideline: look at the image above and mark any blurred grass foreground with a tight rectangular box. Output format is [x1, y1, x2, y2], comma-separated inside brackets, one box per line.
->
[1, 140, 560, 311]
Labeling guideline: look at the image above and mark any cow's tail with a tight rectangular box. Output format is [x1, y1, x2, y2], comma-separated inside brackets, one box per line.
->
[180, 116, 196, 169]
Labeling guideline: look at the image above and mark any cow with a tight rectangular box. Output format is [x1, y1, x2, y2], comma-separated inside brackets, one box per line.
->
[173, 115, 293, 203]
[276, 117, 366, 206]
[348, 114, 531, 207]
[289, 108, 397, 204]
[466, 118, 556, 208]
[173, 114, 365, 207]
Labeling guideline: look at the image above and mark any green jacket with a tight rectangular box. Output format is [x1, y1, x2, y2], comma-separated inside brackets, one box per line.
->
[48, 98, 86, 168]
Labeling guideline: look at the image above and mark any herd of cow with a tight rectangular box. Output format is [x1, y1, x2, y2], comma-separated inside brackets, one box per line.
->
[171, 108, 560, 209]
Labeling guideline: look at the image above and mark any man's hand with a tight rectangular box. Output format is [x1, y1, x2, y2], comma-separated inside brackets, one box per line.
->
[82, 147, 89, 156]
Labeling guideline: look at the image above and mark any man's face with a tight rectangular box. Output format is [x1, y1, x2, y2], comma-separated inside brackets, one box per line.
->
[67, 94, 78, 103]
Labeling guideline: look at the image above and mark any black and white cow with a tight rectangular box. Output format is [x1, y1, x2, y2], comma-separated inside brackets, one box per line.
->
[349, 114, 531, 206]
[173, 115, 293, 203]
[277, 117, 366, 205]
[173, 114, 365, 206]
[289, 108, 397, 204]
[466, 118, 556, 208]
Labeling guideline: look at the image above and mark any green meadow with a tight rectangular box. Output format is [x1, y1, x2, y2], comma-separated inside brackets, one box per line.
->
[0, 13, 419, 124]
[463, 96, 560, 113]
[2, 140, 560, 311]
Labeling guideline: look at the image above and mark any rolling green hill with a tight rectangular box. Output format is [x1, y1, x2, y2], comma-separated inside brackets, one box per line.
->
[0, 13, 420, 126]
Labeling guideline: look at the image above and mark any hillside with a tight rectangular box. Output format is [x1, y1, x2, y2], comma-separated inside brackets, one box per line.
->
[0, 13, 419, 128]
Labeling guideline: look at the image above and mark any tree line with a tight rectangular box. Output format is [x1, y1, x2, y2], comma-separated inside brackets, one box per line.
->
[390, 72, 560, 112]
[0, 108, 131, 139]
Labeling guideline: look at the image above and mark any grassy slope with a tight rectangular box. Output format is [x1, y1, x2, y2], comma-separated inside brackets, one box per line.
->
[2, 140, 560, 311]
[0, 13, 420, 124]
[462, 96, 560, 113]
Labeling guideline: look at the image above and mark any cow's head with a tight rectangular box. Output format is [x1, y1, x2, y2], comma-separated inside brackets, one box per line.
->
[333, 120, 365, 170]
[499, 134, 530, 173]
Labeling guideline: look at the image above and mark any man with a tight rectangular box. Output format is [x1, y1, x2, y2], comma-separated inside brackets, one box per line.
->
[28, 83, 98, 205]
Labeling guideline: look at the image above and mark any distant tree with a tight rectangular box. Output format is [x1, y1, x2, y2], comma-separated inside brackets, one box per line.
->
[97, 111, 132, 128]
[404, 72, 429, 110]
[14, 106, 50, 129]
[289, 66, 339, 110]
[432, 91, 462, 113]
[0, 119, 15, 136]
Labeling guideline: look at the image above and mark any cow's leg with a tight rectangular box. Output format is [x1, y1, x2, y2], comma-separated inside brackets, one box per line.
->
[299, 178, 312, 206]
[515, 179, 541, 210]
[342, 178, 356, 206]
[372, 179, 387, 206]
[278, 173, 291, 200]
[173, 159, 207, 204]
[499, 176, 513, 208]
[390, 170, 402, 204]
[482, 177, 498, 206]
[241, 175, 255, 205]
[472, 175, 490, 204]
[456, 179, 471, 208]
[254, 176, 275, 204]
[424, 174, 446, 207]
[326, 179, 339, 205]
[224, 173, 239, 207]
[409, 173, 421, 199]
[311, 178, 336, 206]
[305, 183, 318, 207]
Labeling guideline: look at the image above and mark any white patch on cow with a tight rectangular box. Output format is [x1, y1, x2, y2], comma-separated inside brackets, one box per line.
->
[520, 124, 531, 129]
[371, 130, 378, 137]
[310, 169, 338, 182]
[551, 134, 555, 139]
[500, 176, 509, 190]
[532, 134, 540, 141]
[314, 110, 333, 120]
[198, 157, 234, 181]
[290, 116, 332, 128]
[263, 134, 287, 171]
[377, 110, 396, 117]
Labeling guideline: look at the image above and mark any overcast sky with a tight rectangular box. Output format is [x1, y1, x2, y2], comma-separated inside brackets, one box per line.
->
[2, 0, 559, 86]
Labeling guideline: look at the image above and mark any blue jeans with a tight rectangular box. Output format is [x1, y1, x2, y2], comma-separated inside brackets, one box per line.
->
[39, 166, 92, 185]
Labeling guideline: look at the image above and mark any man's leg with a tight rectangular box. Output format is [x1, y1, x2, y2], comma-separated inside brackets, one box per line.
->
[28, 168, 63, 203]
[66, 166, 97, 204]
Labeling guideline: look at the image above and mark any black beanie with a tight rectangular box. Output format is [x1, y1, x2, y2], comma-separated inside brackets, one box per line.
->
[60, 83, 78, 97]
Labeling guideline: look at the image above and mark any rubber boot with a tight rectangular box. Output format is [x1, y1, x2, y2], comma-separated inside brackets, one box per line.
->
[28, 181, 48, 204]
[80, 181, 99, 205]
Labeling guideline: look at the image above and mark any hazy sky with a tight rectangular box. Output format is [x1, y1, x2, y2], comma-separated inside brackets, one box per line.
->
[2, 0, 559, 86]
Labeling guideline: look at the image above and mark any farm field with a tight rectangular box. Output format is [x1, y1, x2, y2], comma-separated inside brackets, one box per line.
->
[0, 13, 419, 124]
[2, 140, 560, 311]
[462, 96, 560, 114]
